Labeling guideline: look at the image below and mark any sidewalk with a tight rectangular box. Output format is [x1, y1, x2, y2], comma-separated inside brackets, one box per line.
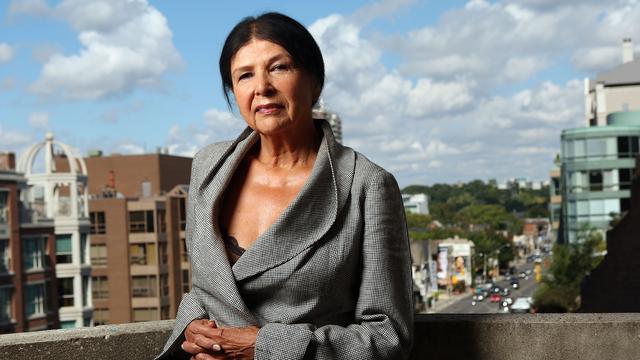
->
[424, 290, 472, 313]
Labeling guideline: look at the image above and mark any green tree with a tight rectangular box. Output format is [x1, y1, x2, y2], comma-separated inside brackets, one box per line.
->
[533, 228, 605, 312]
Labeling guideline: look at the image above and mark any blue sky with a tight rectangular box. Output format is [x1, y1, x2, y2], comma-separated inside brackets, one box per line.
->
[1, 0, 639, 187]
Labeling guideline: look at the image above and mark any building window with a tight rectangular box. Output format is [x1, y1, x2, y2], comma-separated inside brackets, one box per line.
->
[94, 308, 109, 326]
[92, 276, 109, 299]
[182, 270, 190, 294]
[618, 136, 640, 158]
[90, 211, 106, 234]
[22, 236, 47, 271]
[0, 190, 8, 224]
[0, 287, 13, 322]
[0, 240, 9, 273]
[131, 275, 157, 298]
[130, 243, 157, 265]
[589, 171, 603, 192]
[621, 198, 631, 212]
[25, 283, 46, 317]
[56, 234, 73, 264]
[129, 210, 155, 233]
[60, 320, 76, 329]
[58, 277, 74, 307]
[552, 178, 561, 196]
[133, 307, 158, 322]
[179, 197, 186, 231]
[90, 244, 107, 266]
[619, 168, 633, 190]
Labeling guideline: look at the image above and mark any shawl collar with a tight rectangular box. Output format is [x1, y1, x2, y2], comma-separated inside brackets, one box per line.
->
[192, 120, 355, 304]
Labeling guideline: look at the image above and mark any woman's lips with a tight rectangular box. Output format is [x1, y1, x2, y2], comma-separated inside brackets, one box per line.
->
[256, 103, 283, 115]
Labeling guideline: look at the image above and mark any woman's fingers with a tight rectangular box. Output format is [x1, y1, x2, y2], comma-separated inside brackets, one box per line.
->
[193, 353, 225, 360]
[181, 340, 208, 355]
[192, 332, 221, 352]
[185, 319, 218, 343]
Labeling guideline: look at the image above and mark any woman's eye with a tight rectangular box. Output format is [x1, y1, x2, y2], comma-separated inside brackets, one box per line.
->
[238, 73, 252, 81]
[271, 64, 289, 72]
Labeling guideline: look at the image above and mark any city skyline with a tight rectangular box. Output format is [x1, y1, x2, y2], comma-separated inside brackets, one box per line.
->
[1, 0, 639, 187]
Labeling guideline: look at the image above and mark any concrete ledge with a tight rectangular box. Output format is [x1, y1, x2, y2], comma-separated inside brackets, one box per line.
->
[412, 313, 640, 360]
[1, 314, 640, 359]
[0, 320, 174, 360]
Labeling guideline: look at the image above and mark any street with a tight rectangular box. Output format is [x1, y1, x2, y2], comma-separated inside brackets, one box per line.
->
[437, 262, 539, 314]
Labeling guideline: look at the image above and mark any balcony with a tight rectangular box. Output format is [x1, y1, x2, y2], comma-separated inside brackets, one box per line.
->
[0, 314, 639, 359]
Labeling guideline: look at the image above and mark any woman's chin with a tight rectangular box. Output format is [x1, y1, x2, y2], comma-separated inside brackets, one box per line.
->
[252, 118, 292, 136]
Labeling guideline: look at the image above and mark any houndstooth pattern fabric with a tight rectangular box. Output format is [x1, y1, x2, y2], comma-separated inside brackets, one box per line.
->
[157, 120, 414, 359]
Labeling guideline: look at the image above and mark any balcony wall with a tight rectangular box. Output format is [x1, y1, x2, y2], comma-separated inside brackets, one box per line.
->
[1, 314, 639, 360]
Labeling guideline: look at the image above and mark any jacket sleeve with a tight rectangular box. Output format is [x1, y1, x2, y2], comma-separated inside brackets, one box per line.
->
[254, 170, 414, 359]
[156, 151, 209, 360]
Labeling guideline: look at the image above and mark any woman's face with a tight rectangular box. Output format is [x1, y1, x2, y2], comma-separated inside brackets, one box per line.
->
[230, 39, 319, 136]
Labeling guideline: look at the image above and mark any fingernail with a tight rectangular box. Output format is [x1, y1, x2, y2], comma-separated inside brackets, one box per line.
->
[212, 344, 222, 351]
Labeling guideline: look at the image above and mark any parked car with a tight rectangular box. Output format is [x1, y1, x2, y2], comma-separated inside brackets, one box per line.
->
[490, 293, 502, 303]
[510, 297, 533, 313]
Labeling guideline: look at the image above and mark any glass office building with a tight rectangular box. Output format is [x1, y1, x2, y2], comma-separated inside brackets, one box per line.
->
[560, 110, 640, 243]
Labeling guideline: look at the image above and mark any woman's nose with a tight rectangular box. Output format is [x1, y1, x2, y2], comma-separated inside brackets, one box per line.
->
[255, 72, 275, 96]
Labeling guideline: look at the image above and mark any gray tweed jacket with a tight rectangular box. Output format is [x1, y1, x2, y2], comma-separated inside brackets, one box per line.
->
[158, 120, 413, 359]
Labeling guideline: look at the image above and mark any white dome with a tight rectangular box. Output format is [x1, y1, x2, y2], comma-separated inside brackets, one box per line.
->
[17, 133, 87, 176]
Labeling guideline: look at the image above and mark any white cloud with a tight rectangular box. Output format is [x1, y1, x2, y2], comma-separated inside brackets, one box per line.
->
[116, 143, 144, 155]
[394, 0, 640, 85]
[31, 44, 63, 63]
[28, 112, 50, 130]
[406, 79, 474, 117]
[0, 124, 34, 151]
[301, 0, 640, 185]
[0, 43, 15, 63]
[165, 108, 247, 157]
[8, 0, 50, 17]
[30, 0, 182, 100]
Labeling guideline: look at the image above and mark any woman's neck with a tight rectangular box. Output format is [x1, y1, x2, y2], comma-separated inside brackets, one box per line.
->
[254, 120, 321, 169]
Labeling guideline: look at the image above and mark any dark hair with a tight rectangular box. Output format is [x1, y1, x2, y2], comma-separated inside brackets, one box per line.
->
[219, 12, 325, 108]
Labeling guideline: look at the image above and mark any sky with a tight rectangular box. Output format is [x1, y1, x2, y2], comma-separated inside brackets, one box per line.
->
[1, 0, 639, 187]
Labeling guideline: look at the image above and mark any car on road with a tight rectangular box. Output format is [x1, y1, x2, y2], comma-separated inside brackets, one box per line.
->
[525, 269, 533, 276]
[510, 279, 520, 289]
[473, 289, 489, 302]
[510, 297, 533, 313]
[490, 293, 502, 303]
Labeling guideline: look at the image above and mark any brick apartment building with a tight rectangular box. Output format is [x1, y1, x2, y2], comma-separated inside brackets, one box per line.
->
[84, 153, 191, 325]
[0, 152, 59, 333]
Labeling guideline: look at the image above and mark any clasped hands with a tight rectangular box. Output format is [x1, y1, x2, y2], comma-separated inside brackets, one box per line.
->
[182, 319, 259, 360]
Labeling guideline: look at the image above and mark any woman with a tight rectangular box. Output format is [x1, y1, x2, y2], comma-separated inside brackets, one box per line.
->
[158, 12, 413, 360]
